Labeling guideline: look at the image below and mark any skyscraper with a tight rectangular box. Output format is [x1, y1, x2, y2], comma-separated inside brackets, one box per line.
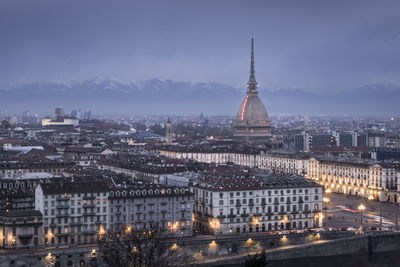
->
[233, 35, 271, 142]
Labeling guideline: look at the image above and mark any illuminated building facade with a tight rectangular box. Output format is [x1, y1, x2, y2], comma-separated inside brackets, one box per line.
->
[190, 172, 323, 235]
[0, 210, 43, 249]
[307, 157, 399, 202]
[35, 182, 109, 246]
[107, 187, 193, 237]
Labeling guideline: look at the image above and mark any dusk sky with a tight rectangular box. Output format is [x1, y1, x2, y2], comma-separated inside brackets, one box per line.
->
[1, 0, 400, 94]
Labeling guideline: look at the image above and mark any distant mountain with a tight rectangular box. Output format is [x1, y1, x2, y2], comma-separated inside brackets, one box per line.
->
[0, 78, 399, 115]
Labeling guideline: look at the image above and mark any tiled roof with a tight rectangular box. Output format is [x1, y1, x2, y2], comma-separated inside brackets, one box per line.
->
[40, 181, 110, 194]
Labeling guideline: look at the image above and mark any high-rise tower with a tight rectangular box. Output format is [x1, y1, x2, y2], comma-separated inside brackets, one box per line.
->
[233, 35, 271, 142]
[165, 118, 173, 144]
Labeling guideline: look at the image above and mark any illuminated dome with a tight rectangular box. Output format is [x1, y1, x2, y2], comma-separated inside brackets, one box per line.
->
[235, 91, 269, 126]
[233, 35, 271, 142]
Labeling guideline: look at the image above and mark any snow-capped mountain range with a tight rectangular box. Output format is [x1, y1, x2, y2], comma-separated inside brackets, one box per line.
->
[0, 78, 399, 115]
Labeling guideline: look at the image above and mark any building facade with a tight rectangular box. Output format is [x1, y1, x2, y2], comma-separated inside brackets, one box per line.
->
[0, 210, 43, 249]
[307, 157, 399, 202]
[107, 186, 193, 237]
[257, 152, 309, 175]
[190, 173, 323, 235]
[35, 182, 110, 246]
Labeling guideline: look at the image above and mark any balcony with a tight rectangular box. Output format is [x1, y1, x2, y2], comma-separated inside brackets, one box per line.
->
[235, 203, 241, 208]
[56, 196, 70, 201]
[278, 211, 287, 215]
[228, 214, 236, 218]
[240, 213, 249, 218]
[83, 212, 96, 216]
[83, 195, 96, 200]
[217, 215, 226, 219]
[56, 213, 70, 218]
[70, 222, 83, 226]
[58, 232, 69, 236]
[82, 230, 96, 235]
[56, 205, 70, 209]
[18, 234, 33, 239]
[83, 204, 96, 208]
[253, 213, 262, 217]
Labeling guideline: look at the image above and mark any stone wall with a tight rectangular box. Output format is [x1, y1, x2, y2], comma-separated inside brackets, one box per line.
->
[197, 232, 400, 266]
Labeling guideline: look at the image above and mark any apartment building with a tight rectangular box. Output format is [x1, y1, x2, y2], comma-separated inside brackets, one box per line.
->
[0, 161, 74, 179]
[35, 181, 110, 246]
[190, 172, 323, 235]
[0, 210, 43, 249]
[257, 152, 309, 175]
[108, 186, 193, 237]
[157, 145, 260, 167]
[308, 157, 399, 202]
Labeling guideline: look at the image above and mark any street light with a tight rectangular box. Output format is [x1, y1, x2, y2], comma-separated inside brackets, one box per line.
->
[43, 252, 55, 267]
[209, 219, 220, 238]
[325, 188, 332, 194]
[358, 204, 366, 229]
[323, 197, 330, 214]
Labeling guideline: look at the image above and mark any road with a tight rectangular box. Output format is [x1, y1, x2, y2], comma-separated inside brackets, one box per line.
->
[323, 192, 400, 230]
[192, 240, 329, 265]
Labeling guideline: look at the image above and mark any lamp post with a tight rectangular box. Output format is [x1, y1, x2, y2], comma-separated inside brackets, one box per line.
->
[209, 219, 220, 239]
[323, 197, 330, 214]
[358, 204, 366, 229]
[325, 188, 332, 194]
[43, 252, 55, 267]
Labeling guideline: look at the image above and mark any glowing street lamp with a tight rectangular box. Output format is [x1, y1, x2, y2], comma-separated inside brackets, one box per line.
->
[44, 252, 55, 266]
[98, 226, 106, 240]
[358, 204, 366, 228]
[209, 219, 220, 237]
[325, 188, 332, 194]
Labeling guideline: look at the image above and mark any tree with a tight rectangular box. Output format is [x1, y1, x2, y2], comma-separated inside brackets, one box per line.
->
[98, 225, 193, 267]
[244, 249, 267, 267]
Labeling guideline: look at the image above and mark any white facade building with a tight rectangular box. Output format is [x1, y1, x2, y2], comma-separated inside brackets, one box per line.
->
[307, 157, 399, 202]
[108, 186, 193, 237]
[257, 152, 309, 175]
[35, 181, 109, 246]
[190, 172, 323, 235]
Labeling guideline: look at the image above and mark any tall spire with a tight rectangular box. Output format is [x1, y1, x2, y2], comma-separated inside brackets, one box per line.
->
[247, 34, 258, 93]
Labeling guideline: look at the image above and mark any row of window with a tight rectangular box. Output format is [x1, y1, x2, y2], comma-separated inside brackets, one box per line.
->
[44, 198, 106, 207]
[217, 195, 319, 206]
[44, 215, 107, 225]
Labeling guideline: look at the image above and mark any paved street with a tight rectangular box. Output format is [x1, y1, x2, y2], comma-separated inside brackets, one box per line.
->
[323, 193, 400, 230]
